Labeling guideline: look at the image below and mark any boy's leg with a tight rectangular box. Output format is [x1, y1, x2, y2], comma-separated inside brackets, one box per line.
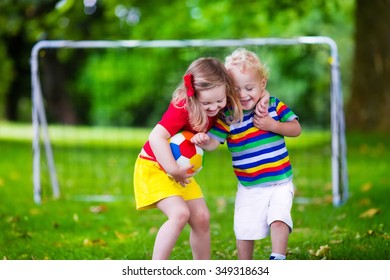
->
[267, 181, 294, 259]
[187, 198, 210, 260]
[234, 184, 271, 260]
[236, 239, 255, 260]
[270, 220, 290, 258]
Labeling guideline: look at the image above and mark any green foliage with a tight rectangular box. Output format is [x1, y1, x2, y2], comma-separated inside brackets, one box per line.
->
[0, 0, 354, 122]
[0, 124, 389, 260]
[40, 43, 334, 127]
[74, 48, 183, 126]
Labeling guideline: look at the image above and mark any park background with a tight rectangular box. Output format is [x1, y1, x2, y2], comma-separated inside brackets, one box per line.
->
[0, 0, 389, 260]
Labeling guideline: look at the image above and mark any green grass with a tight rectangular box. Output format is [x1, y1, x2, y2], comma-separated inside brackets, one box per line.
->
[0, 122, 388, 260]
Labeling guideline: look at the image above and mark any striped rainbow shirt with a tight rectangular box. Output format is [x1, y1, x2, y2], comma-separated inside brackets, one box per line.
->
[208, 96, 298, 187]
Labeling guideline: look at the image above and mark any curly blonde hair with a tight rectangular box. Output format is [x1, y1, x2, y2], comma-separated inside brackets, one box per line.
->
[225, 47, 269, 79]
[172, 57, 242, 132]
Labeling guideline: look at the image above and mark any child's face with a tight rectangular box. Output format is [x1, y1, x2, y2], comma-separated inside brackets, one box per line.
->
[229, 66, 266, 111]
[197, 84, 227, 117]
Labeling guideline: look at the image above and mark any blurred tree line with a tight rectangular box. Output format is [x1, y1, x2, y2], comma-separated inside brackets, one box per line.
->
[0, 0, 388, 131]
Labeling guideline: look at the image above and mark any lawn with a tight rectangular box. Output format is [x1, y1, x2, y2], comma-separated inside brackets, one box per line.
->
[0, 122, 388, 260]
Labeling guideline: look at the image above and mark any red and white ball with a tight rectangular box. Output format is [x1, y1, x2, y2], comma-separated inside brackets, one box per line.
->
[169, 131, 204, 176]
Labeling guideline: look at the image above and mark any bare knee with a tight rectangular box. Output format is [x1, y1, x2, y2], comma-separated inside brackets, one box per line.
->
[270, 220, 289, 231]
[169, 208, 191, 229]
[190, 209, 210, 232]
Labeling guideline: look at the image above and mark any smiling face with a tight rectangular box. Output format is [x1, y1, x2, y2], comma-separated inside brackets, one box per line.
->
[196, 84, 227, 117]
[229, 66, 267, 111]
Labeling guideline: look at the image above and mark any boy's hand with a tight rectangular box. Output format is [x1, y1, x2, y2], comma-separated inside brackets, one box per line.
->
[191, 132, 219, 151]
[253, 114, 277, 132]
[191, 132, 210, 146]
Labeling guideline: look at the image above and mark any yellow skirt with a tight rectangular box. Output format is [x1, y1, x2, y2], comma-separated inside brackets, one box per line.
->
[133, 156, 203, 210]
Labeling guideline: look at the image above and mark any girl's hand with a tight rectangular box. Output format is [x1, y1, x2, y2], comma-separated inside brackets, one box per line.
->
[168, 163, 194, 186]
[255, 89, 270, 117]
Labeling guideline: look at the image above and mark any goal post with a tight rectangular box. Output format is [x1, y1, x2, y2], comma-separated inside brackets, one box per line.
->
[30, 37, 348, 206]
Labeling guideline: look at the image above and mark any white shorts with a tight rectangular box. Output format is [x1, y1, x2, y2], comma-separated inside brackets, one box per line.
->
[234, 180, 294, 240]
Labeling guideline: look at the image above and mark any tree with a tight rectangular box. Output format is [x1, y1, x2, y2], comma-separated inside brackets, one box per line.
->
[347, 0, 390, 132]
[1, 0, 355, 126]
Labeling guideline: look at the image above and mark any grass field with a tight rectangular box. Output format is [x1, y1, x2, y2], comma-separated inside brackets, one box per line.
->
[0, 122, 389, 260]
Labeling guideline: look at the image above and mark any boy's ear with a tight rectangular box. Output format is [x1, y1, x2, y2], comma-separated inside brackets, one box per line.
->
[261, 77, 268, 89]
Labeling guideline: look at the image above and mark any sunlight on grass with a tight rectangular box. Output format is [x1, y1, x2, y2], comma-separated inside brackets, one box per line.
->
[286, 129, 331, 148]
[0, 121, 150, 147]
[1, 123, 389, 260]
[46, 125, 150, 147]
[0, 122, 34, 142]
[0, 121, 330, 149]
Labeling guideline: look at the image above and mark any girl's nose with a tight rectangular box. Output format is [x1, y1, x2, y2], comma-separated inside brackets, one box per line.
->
[209, 104, 218, 111]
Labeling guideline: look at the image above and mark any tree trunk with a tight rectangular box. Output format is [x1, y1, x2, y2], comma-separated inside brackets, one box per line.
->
[347, 0, 390, 132]
[5, 35, 30, 121]
[41, 50, 78, 125]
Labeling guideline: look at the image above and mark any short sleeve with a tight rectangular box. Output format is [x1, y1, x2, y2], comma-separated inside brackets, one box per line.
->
[158, 103, 190, 136]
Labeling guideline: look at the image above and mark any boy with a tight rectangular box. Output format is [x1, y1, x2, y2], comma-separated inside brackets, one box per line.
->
[192, 48, 301, 260]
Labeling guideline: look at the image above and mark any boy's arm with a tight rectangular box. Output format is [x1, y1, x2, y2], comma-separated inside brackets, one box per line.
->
[255, 116, 301, 137]
[191, 132, 220, 151]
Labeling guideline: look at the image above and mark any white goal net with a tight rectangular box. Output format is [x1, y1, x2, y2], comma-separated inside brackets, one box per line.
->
[31, 37, 348, 206]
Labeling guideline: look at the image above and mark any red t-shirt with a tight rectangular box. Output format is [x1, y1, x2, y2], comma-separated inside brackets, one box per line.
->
[142, 102, 217, 159]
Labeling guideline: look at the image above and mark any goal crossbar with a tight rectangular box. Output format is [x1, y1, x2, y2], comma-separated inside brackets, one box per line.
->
[30, 36, 348, 206]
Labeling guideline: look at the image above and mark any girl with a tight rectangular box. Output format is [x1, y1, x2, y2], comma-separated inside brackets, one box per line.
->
[133, 57, 243, 260]
[133, 56, 270, 260]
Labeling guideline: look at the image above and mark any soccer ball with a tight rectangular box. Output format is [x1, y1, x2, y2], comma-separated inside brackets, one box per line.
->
[169, 131, 204, 176]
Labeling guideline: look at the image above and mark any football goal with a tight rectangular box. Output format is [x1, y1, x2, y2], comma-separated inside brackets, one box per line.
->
[30, 37, 348, 206]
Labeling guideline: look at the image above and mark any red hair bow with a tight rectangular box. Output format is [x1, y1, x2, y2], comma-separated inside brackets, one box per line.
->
[184, 74, 194, 97]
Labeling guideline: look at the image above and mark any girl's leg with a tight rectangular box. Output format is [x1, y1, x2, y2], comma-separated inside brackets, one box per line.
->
[270, 220, 290, 256]
[236, 240, 254, 260]
[186, 198, 210, 259]
[153, 196, 190, 260]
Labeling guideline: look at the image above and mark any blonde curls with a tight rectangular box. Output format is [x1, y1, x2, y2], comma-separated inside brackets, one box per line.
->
[225, 47, 269, 79]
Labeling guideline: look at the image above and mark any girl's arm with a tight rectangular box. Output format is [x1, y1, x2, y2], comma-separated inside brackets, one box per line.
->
[149, 124, 193, 184]
[191, 132, 220, 151]
[255, 116, 301, 137]
[255, 89, 270, 117]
